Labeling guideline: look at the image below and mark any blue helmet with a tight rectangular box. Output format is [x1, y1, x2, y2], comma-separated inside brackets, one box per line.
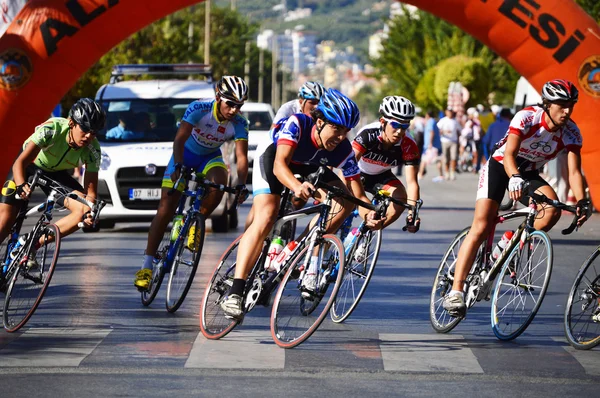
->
[316, 88, 360, 129]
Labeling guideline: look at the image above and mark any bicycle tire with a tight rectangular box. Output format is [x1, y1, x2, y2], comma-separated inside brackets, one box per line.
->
[200, 234, 243, 339]
[330, 228, 382, 323]
[491, 230, 553, 340]
[141, 226, 169, 306]
[271, 234, 345, 349]
[166, 214, 206, 313]
[3, 224, 61, 332]
[564, 247, 600, 350]
[430, 227, 472, 333]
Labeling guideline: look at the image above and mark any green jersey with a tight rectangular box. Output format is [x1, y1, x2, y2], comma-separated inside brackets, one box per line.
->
[24, 117, 101, 173]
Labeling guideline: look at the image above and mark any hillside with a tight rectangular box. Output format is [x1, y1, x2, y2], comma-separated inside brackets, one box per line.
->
[214, 0, 393, 63]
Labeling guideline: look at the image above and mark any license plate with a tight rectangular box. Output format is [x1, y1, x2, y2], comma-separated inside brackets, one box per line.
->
[129, 188, 161, 200]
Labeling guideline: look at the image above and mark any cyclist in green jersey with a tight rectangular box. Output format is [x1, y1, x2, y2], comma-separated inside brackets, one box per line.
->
[0, 98, 106, 245]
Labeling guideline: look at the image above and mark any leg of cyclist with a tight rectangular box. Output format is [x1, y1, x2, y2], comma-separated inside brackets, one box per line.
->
[198, 158, 228, 217]
[528, 182, 561, 232]
[0, 203, 19, 244]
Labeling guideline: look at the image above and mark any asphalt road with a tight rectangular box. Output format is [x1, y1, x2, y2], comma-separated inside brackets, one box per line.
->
[1, 172, 599, 397]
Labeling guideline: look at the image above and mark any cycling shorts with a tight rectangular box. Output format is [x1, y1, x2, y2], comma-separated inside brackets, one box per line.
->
[476, 158, 549, 205]
[162, 148, 226, 192]
[1, 164, 84, 209]
[252, 141, 341, 196]
[360, 170, 403, 195]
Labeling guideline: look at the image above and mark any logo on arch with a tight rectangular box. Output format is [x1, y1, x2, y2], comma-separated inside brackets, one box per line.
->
[0, 48, 33, 91]
[578, 55, 600, 98]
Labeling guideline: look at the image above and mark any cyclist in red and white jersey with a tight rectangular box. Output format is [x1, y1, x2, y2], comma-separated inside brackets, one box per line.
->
[443, 79, 592, 317]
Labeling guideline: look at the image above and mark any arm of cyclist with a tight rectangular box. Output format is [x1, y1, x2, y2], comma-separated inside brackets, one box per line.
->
[273, 144, 315, 200]
[347, 178, 385, 230]
[404, 164, 421, 233]
[171, 121, 194, 181]
[234, 139, 250, 204]
[12, 141, 41, 199]
[503, 134, 525, 201]
[567, 149, 591, 226]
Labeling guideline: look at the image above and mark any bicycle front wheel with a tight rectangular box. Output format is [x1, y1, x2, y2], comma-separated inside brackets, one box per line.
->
[564, 248, 600, 350]
[141, 226, 169, 306]
[491, 230, 553, 340]
[330, 228, 381, 323]
[430, 227, 471, 333]
[166, 215, 206, 313]
[3, 224, 61, 332]
[200, 234, 243, 339]
[271, 234, 344, 349]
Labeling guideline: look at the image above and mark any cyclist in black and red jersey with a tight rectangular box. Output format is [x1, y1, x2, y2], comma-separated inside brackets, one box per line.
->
[351, 96, 422, 233]
[443, 79, 592, 317]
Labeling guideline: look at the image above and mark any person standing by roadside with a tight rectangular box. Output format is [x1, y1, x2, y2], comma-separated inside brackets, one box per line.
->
[437, 108, 460, 180]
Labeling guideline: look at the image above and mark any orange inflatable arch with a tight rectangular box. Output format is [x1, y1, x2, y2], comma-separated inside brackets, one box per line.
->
[1, 0, 600, 203]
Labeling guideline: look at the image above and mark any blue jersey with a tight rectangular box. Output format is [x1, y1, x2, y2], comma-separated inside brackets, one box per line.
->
[272, 114, 360, 180]
[182, 99, 249, 156]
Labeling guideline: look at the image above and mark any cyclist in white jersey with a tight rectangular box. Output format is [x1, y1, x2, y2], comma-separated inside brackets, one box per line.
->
[272, 81, 325, 126]
[443, 79, 592, 317]
[134, 76, 251, 291]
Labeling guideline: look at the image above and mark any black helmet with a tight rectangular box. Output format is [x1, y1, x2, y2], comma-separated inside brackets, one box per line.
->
[69, 98, 106, 132]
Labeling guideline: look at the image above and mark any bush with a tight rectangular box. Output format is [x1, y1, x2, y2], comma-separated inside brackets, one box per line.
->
[433, 55, 492, 106]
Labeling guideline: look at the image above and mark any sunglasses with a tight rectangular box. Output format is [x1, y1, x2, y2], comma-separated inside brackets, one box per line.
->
[385, 118, 410, 130]
[78, 124, 97, 135]
[224, 100, 244, 109]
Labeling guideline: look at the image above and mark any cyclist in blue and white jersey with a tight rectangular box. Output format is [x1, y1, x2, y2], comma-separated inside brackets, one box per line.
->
[134, 76, 251, 291]
[220, 88, 384, 319]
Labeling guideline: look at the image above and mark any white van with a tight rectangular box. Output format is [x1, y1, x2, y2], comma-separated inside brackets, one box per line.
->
[94, 64, 239, 232]
[240, 101, 275, 181]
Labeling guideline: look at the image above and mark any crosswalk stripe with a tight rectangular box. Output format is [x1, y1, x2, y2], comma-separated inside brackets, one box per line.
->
[0, 328, 112, 367]
[379, 333, 484, 373]
[185, 330, 285, 369]
[553, 337, 600, 375]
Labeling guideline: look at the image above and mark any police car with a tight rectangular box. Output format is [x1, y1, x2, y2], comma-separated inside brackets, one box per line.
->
[94, 64, 239, 232]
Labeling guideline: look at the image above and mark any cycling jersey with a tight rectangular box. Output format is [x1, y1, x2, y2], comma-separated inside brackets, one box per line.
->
[491, 106, 582, 172]
[25, 117, 101, 172]
[272, 114, 360, 180]
[182, 99, 249, 156]
[352, 121, 420, 175]
[273, 99, 301, 126]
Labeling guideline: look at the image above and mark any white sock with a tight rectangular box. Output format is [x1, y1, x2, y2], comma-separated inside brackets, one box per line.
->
[142, 255, 154, 270]
[307, 256, 319, 274]
[449, 290, 464, 298]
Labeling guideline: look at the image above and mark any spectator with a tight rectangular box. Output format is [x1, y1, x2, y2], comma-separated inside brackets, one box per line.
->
[482, 108, 512, 159]
[418, 110, 443, 181]
[437, 108, 461, 180]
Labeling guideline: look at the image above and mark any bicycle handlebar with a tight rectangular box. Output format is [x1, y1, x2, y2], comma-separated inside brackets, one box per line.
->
[305, 167, 377, 212]
[167, 165, 242, 206]
[523, 182, 579, 235]
[372, 183, 423, 232]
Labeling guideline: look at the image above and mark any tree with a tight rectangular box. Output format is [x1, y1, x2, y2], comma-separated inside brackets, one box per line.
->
[62, 5, 274, 113]
[576, 0, 600, 22]
[433, 56, 491, 106]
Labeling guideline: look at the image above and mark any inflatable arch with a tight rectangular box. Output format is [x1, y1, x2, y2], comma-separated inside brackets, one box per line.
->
[1, 0, 600, 202]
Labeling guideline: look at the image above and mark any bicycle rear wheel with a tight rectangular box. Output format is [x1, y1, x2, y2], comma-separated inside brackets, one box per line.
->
[564, 248, 600, 350]
[330, 228, 381, 323]
[271, 234, 344, 349]
[141, 226, 169, 306]
[200, 234, 243, 339]
[491, 230, 553, 340]
[166, 215, 206, 313]
[430, 227, 472, 333]
[3, 224, 61, 332]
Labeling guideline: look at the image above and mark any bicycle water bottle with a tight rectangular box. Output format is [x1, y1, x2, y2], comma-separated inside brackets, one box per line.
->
[9, 235, 27, 260]
[343, 228, 359, 249]
[171, 215, 184, 242]
[187, 224, 199, 251]
[490, 230, 514, 264]
[272, 240, 298, 273]
[265, 236, 284, 272]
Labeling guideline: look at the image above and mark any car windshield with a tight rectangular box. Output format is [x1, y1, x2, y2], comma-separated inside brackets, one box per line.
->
[98, 98, 204, 143]
[241, 110, 272, 130]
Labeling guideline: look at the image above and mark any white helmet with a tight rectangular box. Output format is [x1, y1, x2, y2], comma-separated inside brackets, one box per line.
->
[379, 96, 415, 121]
[298, 81, 325, 100]
[216, 75, 249, 103]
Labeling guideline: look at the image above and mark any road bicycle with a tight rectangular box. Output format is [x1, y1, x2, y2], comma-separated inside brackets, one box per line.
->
[200, 166, 378, 348]
[564, 245, 600, 350]
[0, 170, 105, 332]
[330, 185, 422, 323]
[140, 166, 239, 313]
[430, 185, 579, 340]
